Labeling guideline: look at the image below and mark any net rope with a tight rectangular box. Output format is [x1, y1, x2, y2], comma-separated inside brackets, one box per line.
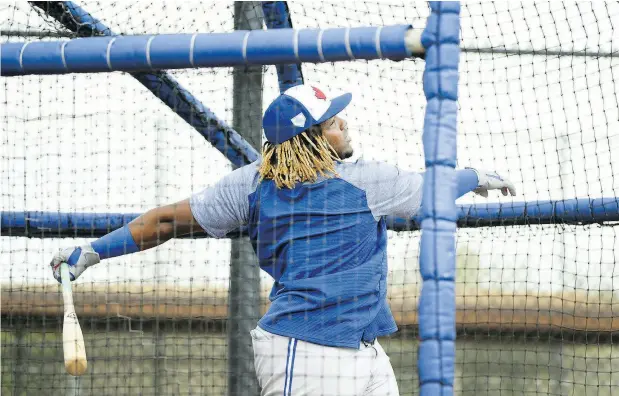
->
[1, 2, 618, 395]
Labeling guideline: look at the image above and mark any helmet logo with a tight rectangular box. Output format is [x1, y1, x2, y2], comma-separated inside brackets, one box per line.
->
[312, 86, 327, 100]
[291, 112, 306, 127]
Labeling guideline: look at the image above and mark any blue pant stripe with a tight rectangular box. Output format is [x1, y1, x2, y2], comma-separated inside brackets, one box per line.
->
[287, 339, 298, 395]
[283, 338, 292, 395]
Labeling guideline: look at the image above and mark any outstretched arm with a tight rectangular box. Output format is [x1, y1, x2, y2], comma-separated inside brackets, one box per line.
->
[50, 199, 204, 282]
[50, 161, 258, 283]
[424, 168, 517, 200]
[343, 160, 517, 221]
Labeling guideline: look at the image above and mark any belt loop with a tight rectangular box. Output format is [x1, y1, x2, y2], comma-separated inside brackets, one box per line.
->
[361, 338, 376, 348]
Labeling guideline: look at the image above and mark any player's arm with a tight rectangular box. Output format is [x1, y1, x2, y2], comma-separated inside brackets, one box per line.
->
[452, 168, 516, 198]
[49, 163, 257, 283]
[126, 199, 204, 250]
[351, 160, 516, 220]
[49, 199, 204, 282]
[96, 199, 203, 254]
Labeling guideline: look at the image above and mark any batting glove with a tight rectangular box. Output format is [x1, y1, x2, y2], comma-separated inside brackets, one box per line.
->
[50, 245, 100, 282]
[467, 168, 517, 198]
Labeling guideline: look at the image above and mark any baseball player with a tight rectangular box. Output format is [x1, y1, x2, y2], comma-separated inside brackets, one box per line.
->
[50, 84, 516, 395]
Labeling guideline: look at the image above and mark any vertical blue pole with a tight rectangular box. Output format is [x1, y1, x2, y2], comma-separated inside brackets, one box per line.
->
[31, 1, 259, 167]
[418, 2, 460, 395]
[261, 1, 304, 92]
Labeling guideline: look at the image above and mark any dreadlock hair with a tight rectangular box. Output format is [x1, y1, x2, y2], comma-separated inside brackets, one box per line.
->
[259, 124, 341, 189]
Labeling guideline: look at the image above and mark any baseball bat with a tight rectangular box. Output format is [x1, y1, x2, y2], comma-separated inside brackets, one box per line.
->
[60, 262, 88, 376]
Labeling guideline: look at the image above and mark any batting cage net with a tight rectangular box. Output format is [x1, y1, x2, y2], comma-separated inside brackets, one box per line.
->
[2, 2, 618, 395]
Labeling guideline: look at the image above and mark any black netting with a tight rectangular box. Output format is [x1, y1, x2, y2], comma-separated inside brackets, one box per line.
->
[2, 2, 618, 395]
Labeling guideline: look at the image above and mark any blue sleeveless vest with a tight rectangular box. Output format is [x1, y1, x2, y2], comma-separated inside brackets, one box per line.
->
[247, 177, 397, 348]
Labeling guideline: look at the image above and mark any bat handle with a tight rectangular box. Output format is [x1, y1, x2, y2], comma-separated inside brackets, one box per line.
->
[60, 262, 75, 307]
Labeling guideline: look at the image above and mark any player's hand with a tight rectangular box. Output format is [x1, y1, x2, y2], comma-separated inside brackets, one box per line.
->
[467, 168, 517, 198]
[50, 245, 100, 282]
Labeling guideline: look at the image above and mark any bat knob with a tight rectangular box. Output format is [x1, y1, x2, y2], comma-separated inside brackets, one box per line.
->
[65, 358, 87, 376]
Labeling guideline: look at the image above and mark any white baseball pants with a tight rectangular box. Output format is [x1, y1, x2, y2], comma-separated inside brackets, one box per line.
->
[251, 326, 399, 396]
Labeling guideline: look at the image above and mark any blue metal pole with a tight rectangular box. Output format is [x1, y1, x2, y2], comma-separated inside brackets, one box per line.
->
[4, 198, 618, 238]
[418, 2, 460, 395]
[1, 25, 414, 76]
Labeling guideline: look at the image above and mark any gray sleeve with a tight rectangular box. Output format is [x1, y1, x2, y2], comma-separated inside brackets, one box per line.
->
[339, 159, 423, 220]
[189, 163, 258, 238]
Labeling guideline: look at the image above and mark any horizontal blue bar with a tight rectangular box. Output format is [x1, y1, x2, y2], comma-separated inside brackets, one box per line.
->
[389, 197, 619, 231]
[2, 198, 616, 238]
[1, 25, 413, 76]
